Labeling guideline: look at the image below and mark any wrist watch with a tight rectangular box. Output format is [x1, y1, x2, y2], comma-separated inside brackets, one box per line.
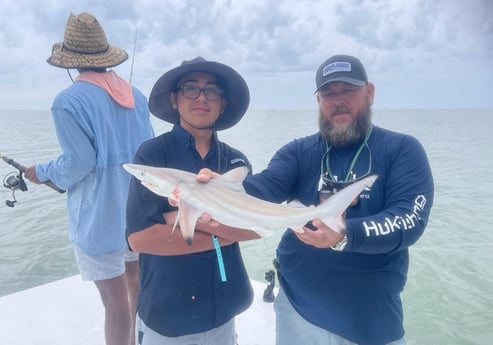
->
[331, 234, 348, 251]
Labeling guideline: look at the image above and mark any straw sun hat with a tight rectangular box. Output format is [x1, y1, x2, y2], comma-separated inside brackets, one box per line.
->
[47, 12, 128, 69]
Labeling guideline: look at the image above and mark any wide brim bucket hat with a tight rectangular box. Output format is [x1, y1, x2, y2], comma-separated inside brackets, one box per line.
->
[47, 12, 128, 69]
[148, 57, 250, 131]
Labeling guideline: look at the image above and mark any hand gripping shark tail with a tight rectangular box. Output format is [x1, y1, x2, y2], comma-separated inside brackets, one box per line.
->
[123, 163, 378, 245]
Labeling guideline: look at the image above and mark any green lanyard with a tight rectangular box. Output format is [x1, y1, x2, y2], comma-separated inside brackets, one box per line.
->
[323, 125, 373, 182]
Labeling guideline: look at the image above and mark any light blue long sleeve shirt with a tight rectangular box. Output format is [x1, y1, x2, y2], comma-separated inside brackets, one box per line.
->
[36, 80, 154, 255]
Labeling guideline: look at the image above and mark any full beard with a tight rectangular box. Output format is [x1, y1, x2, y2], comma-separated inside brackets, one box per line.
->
[319, 103, 372, 147]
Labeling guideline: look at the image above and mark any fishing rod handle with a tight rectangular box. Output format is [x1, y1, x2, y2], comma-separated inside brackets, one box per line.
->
[40, 180, 66, 193]
[3, 157, 65, 194]
[19, 165, 66, 194]
[21, 165, 66, 193]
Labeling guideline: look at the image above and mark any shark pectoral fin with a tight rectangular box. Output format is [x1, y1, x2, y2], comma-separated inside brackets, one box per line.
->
[178, 201, 201, 245]
[171, 208, 180, 235]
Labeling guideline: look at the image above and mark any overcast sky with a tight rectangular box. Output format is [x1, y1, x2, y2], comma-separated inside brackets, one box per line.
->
[0, 0, 491, 110]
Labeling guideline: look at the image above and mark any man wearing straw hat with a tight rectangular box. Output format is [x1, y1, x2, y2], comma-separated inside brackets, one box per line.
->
[24, 12, 154, 345]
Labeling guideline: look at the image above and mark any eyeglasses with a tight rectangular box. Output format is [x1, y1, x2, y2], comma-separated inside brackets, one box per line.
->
[318, 127, 373, 203]
[177, 85, 224, 101]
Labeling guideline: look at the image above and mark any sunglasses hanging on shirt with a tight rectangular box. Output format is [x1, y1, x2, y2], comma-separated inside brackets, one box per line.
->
[318, 126, 373, 204]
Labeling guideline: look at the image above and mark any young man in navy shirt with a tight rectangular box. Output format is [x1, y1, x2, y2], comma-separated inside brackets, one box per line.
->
[126, 57, 259, 345]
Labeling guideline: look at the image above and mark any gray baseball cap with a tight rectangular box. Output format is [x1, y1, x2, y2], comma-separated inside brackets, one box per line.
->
[315, 55, 368, 92]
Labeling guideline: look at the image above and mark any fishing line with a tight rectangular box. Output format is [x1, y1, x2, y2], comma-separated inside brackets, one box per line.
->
[67, 69, 75, 83]
[129, 28, 138, 84]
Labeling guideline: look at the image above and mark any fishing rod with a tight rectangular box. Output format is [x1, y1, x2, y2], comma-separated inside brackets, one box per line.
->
[129, 28, 138, 84]
[1, 154, 65, 207]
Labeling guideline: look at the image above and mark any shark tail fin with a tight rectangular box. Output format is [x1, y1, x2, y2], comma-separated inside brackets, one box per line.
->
[317, 175, 378, 233]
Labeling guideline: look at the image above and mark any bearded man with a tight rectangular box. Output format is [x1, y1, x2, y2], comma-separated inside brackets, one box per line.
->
[199, 54, 434, 345]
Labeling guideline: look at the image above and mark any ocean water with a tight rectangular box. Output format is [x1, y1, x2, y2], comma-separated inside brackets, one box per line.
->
[0, 108, 492, 344]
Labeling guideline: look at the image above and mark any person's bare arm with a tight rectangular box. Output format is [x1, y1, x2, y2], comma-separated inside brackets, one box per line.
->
[128, 223, 229, 255]
[128, 210, 260, 256]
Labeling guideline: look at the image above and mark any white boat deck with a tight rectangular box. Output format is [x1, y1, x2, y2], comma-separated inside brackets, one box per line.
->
[0, 275, 276, 344]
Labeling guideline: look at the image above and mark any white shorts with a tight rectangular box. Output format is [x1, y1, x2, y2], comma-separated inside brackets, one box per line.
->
[73, 246, 139, 281]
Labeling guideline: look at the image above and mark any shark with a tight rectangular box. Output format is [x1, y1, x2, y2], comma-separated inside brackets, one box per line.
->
[123, 163, 378, 244]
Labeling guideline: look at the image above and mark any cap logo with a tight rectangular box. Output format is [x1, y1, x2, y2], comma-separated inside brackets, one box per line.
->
[322, 62, 351, 77]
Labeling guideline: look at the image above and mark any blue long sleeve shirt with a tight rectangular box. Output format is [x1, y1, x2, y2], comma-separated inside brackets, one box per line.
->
[244, 125, 434, 345]
[36, 80, 154, 256]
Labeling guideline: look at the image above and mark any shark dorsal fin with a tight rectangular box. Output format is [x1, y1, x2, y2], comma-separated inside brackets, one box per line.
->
[218, 166, 249, 182]
[215, 167, 249, 193]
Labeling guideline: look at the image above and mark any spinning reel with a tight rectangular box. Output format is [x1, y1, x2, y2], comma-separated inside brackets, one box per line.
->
[1, 154, 65, 208]
[2, 169, 28, 207]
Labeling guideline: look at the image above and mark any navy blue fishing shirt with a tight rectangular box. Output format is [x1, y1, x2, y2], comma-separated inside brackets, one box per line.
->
[244, 125, 434, 345]
[126, 125, 253, 337]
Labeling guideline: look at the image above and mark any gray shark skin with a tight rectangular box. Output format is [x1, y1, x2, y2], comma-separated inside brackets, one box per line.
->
[123, 163, 378, 244]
